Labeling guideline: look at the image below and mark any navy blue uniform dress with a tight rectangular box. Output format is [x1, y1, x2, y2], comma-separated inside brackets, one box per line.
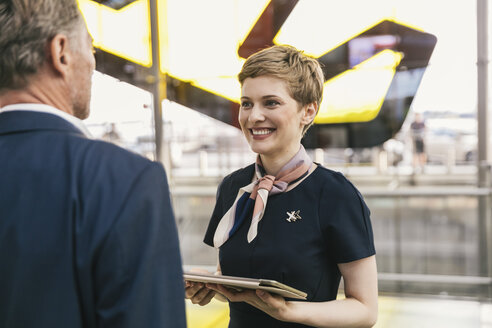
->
[204, 164, 375, 328]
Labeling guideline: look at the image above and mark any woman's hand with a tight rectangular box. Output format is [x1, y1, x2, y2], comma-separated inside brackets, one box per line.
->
[185, 281, 216, 306]
[184, 268, 216, 306]
[206, 284, 293, 322]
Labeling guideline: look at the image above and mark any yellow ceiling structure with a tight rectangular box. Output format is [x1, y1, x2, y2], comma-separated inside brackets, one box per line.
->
[78, 0, 428, 124]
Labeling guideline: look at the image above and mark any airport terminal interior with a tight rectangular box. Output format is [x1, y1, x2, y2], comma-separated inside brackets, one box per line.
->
[81, 0, 492, 326]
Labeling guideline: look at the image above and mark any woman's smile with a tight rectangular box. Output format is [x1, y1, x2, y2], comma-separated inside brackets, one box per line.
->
[250, 128, 276, 139]
[239, 75, 305, 162]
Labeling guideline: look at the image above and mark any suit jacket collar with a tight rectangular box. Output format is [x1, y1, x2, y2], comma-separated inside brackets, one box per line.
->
[0, 110, 87, 137]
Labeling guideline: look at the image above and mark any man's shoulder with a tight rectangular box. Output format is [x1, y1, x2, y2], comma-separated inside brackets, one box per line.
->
[69, 138, 168, 216]
[70, 135, 145, 160]
[83, 137, 149, 162]
[68, 136, 163, 181]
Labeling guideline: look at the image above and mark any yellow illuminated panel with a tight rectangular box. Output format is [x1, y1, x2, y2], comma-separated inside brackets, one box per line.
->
[157, 0, 169, 72]
[274, 0, 421, 58]
[158, 0, 423, 121]
[273, 0, 424, 58]
[161, 0, 269, 102]
[273, 0, 390, 58]
[315, 49, 403, 124]
[236, 0, 271, 46]
[78, 0, 152, 67]
[189, 77, 242, 103]
[78, 0, 429, 125]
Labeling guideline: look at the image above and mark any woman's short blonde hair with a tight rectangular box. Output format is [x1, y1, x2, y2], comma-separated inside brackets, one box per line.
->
[238, 45, 325, 134]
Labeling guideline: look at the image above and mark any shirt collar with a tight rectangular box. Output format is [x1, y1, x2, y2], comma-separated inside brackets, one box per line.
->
[0, 103, 93, 138]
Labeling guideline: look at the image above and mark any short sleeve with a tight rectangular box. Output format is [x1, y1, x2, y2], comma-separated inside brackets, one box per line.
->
[320, 172, 375, 263]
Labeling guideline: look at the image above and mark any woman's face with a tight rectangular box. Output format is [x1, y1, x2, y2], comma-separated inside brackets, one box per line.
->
[239, 75, 313, 160]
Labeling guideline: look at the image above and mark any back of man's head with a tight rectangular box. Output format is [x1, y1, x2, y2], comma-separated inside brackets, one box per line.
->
[0, 0, 82, 93]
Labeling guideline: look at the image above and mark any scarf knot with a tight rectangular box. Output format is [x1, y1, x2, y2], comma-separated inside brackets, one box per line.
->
[250, 175, 288, 197]
[213, 145, 313, 248]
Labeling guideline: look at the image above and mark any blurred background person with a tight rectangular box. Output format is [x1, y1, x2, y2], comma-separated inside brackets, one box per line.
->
[0, 1, 186, 327]
[102, 122, 122, 145]
[410, 112, 427, 173]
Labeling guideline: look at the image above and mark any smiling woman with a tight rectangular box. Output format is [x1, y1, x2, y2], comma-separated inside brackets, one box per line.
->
[238, 75, 315, 168]
[185, 45, 378, 328]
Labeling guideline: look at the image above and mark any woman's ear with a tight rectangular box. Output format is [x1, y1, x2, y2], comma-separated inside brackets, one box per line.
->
[301, 102, 318, 125]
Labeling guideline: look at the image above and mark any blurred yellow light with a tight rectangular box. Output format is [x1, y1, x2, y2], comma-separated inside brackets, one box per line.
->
[273, 0, 424, 59]
[274, 0, 393, 58]
[78, 0, 425, 126]
[78, 0, 152, 67]
[162, 0, 264, 88]
[236, 0, 271, 46]
[189, 77, 242, 103]
[315, 49, 403, 124]
[78, 0, 100, 47]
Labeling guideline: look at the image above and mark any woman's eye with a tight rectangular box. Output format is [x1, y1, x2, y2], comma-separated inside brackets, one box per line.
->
[265, 100, 280, 107]
[241, 101, 252, 108]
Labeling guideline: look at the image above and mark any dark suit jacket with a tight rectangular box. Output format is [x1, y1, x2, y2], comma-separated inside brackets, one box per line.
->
[0, 110, 186, 328]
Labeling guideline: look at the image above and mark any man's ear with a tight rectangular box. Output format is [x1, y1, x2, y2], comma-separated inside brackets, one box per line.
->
[49, 34, 71, 78]
[301, 102, 318, 125]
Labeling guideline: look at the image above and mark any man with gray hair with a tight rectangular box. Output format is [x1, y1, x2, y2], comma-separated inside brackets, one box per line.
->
[0, 1, 186, 327]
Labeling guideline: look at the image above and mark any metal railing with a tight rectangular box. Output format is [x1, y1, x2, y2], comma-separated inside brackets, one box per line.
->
[172, 184, 492, 300]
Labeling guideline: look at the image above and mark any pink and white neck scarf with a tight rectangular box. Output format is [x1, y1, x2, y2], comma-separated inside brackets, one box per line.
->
[213, 145, 313, 248]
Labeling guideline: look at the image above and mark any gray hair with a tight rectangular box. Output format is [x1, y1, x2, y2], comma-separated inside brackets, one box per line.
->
[0, 0, 83, 92]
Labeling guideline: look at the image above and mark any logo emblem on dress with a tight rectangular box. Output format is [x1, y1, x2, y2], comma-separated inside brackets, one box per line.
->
[286, 210, 301, 222]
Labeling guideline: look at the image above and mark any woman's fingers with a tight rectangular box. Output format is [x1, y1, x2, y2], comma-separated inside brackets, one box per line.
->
[207, 284, 258, 303]
[192, 287, 215, 305]
[205, 283, 290, 321]
[256, 289, 279, 306]
[185, 282, 198, 298]
[185, 282, 216, 306]
[198, 289, 216, 306]
[185, 282, 206, 299]
[206, 284, 235, 300]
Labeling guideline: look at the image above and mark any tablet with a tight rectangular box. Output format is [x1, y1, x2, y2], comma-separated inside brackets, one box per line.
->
[184, 272, 307, 300]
